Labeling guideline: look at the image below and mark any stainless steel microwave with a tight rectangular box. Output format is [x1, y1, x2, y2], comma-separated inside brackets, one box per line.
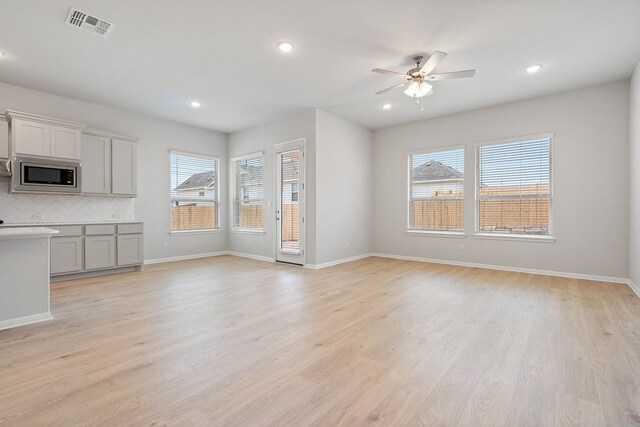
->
[11, 156, 81, 194]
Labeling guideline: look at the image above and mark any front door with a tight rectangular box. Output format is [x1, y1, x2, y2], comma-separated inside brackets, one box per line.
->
[275, 140, 305, 265]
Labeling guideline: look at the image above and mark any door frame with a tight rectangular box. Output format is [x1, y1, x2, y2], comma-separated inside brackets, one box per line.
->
[274, 138, 306, 266]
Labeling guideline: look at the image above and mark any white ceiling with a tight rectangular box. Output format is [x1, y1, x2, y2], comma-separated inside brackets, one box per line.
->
[0, 0, 639, 133]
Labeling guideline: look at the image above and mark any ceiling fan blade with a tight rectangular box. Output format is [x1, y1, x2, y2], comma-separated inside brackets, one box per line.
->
[371, 68, 408, 77]
[376, 81, 411, 94]
[419, 51, 447, 75]
[427, 69, 476, 81]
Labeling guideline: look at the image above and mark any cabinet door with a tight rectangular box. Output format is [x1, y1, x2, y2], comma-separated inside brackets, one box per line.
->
[13, 119, 50, 157]
[0, 118, 8, 159]
[85, 236, 116, 270]
[50, 126, 81, 160]
[81, 134, 111, 194]
[117, 234, 143, 266]
[111, 139, 137, 196]
[51, 237, 83, 274]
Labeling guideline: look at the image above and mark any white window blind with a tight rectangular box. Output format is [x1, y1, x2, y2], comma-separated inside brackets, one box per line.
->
[408, 148, 465, 231]
[232, 153, 264, 230]
[476, 136, 552, 236]
[170, 151, 219, 231]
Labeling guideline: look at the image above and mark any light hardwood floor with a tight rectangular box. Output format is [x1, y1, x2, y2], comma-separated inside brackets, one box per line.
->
[1, 256, 640, 426]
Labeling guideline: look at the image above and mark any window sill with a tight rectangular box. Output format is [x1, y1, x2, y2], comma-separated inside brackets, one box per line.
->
[170, 229, 223, 235]
[232, 228, 265, 235]
[472, 233, 556, 243]
[406, 230, 467, 238]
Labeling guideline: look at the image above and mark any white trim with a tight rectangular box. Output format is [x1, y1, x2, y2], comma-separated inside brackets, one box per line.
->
[144, 251, 228, 265]
[231, 228, 265, 235]
[304, 253, 371, 270]
[83, 128, 139, 142]
[628, 279, 640, 298]
[0, 312, 53, 331]
[227, 251, 275, 263]
[369, 252, 629, 284]
[274, 137, 306, 150]
[230, 151, 264, 162]
[406, 230, 467, 238]
[407, 144, 466, 156]
[170, 229, 223, 235]
[6, 110, 86, 129]
[472, 233, 556, 242]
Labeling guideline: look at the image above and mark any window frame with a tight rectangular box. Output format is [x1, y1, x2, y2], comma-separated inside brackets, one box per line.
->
[169, 150, 221, 234]
[473, 133, 555, 242]
[406, 146, 467, 236]
[230, 151, 265, 234]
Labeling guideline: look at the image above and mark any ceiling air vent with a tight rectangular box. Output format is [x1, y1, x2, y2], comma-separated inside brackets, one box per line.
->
[65, 8, 114, 38]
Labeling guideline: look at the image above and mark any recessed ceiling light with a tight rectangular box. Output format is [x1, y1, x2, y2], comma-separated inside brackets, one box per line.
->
[277, 41, 294, 53]
[526, 64, 542, 74]
[381, 103, 392, 110]
[189, 100, 201, 108]
[0, 51, 5, 57]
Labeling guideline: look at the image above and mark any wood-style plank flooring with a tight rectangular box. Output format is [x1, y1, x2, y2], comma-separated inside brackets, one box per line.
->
[1, 256, 640, 426]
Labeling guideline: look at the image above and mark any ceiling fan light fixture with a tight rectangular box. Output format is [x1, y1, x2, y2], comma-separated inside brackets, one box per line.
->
[381, 103, 392, 110]
[189, 100, 201, 108]
[404, 81, 432, 98]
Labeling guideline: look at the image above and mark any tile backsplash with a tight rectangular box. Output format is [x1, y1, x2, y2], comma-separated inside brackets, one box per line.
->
[0, 178, 135, 223]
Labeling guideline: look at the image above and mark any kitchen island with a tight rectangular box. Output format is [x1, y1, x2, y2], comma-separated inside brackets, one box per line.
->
[0, 227, 58, 330]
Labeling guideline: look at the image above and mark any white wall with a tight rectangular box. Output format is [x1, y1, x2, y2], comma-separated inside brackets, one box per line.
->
[373, 81, 630, 279]
[0, 82, 227, 261]
[315, 110, 373, 265]
[227, 110, 317, 263]
[630, 62, 640, 286]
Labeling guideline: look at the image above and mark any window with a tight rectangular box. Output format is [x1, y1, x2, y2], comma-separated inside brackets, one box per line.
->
[231, 153, 264, 231]
[170, 151, 219, 232]
[291, 183, 299, 202]
[408, 148, 465, 232]
[475, 136, 552, 236]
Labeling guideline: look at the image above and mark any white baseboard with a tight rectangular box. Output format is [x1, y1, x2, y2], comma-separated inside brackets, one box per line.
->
[227, 251, 275, 263]
[628, 279, 640, 298]
[144, 251, 229, 265]
[304, 253, 372, 270]
[0, 312, 53, 331]
[370, 252, 630, 285]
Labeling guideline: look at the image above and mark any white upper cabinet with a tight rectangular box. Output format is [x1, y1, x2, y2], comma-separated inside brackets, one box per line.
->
[6, 111, 85, 160]
[82, 130, 138, 198]
[111, 139, 137, 196]
[82, 134, 111, 194]
[12, 119, 50, 157]
[0, 118, 8, 159]
[50, 125, 81, 160]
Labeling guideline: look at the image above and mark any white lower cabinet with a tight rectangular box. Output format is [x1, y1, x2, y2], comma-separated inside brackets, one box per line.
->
[85, 236, 116, 270]
[51, 237, 83, 274]
[48, 222, 143, 277]
[117, 234, 144, 266]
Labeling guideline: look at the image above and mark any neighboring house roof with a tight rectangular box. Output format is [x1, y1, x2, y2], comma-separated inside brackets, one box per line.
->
[412, 160, 463, 182]
[174, 170, 216, 191]
[239, 164, 262, 183]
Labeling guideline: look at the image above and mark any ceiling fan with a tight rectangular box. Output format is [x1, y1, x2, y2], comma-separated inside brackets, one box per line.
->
[372, 52, 475, 99]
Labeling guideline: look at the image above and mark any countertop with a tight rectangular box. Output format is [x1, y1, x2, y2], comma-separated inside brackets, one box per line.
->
[0, 227, 60, 241]
[0, 220, 143, 228]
